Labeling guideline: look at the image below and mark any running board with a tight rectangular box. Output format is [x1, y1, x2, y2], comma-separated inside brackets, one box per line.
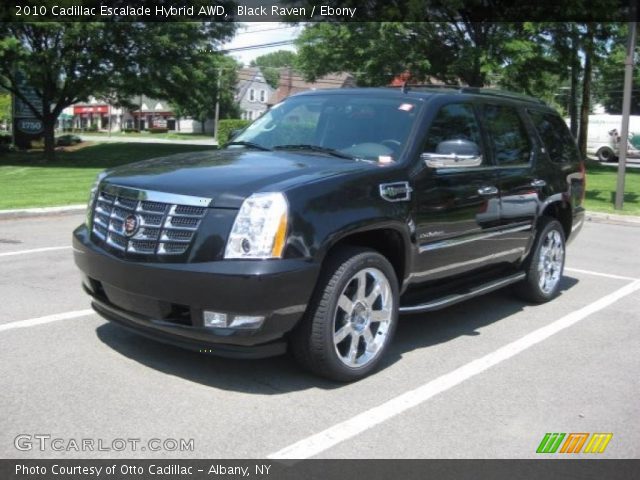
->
[399, 272, 526, 314]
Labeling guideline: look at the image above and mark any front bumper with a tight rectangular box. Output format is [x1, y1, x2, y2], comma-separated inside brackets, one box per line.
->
[73, 225, 320, 358]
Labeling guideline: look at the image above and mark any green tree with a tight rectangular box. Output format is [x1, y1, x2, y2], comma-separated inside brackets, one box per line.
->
[0, 91, 10, 127]
[250, 50, 297, 88]
[0, 21, 235, 160]
[289, 0, 627, 156]
[295, 20, 624, 156]
[572, 23, 622, 155]
[295, 22, 546, 88]
[170, 55, 241, 134]
[593, 25, 640, 115]
[499, 22, 623, 144]
[296, 23, 431, 86]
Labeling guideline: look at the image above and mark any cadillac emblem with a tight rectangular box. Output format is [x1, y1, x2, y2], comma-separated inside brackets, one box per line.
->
[123, 214, 140, 237]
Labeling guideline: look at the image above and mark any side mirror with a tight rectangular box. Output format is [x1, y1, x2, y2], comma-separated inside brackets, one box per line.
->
[422, 139, 483, 168]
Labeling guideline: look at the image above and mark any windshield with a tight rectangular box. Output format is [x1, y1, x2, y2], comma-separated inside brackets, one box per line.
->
[229, 93, 421, 162]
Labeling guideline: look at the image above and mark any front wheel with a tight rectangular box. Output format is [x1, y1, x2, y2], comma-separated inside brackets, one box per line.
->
[290, 247, 399, 382]
[515, 218, 566, 303]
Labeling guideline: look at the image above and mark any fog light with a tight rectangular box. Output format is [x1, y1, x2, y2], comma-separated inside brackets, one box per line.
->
[203, 311, 228, 328]
[229, 315, 265, 330]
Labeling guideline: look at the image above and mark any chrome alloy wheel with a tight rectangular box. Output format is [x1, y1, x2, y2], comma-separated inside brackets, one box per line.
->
[537, 229, 564, 294]
[333, 267, 393, 368]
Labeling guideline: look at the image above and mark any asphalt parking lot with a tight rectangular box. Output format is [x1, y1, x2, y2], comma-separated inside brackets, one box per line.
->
[1, 214, 638, 459]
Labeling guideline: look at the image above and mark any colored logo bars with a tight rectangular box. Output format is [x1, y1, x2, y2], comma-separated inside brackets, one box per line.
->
[536, 433, 613, 454]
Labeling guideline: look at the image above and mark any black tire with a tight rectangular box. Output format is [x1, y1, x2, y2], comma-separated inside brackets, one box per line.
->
[515, 218, 566, 303]
[597, 147, 615, 162]
[290, 246, 399, 382]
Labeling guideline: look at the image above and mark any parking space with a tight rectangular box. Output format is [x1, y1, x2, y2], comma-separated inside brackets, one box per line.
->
[1, 216, 638, 459]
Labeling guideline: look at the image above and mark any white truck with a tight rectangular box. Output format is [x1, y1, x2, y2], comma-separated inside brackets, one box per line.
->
[580, 114, 640, 162]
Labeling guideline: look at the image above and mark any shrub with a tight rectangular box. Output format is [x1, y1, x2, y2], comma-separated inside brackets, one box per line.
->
[0, 140, 17, 153]
[217, 119, 250, 146]
[148, 127, 168, 134]
[122, 128, 140, 133]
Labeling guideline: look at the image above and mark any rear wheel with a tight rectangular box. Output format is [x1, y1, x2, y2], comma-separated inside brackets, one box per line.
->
[597, 146, 615, 162]
[290, 247, 399, 382]
[516, 218, 566, 303]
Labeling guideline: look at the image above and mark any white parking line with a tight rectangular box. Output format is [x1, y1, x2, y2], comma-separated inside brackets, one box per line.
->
[267, 279, 640, 459]
[0, 309, 94, 332]
[0, 246, 71, 258]
[565, 267, 639, 282]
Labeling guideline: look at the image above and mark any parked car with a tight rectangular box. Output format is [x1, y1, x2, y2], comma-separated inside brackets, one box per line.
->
[56, 134, 82, 146]
[73, 87, 585, 382]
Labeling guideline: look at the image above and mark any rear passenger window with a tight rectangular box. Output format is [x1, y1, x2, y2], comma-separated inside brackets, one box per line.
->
[483, 105, 532, 166]
[528, 110, 580, 163]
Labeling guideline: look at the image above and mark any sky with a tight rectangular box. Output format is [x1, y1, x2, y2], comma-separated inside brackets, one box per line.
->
[222, 22, 304, 66]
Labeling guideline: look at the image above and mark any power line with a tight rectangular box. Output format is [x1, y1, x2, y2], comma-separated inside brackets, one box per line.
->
[234, 25, 299, 36]
[221, 40, 295, 53]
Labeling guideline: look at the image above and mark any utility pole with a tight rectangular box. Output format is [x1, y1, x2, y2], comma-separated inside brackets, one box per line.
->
[615, 18, 638, 210]
[214, 68, 221, 142]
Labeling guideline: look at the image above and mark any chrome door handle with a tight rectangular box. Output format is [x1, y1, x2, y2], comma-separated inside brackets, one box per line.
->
[477, 186, 499, 196]
[531, 179, 547, 187]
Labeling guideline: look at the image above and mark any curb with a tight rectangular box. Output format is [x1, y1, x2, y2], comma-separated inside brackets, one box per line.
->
[0, 204, 86, 220]
[585, 211, 640, 226]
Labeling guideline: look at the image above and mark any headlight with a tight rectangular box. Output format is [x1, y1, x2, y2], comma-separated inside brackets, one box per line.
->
[224, 192, 288, 259]
[86, 171, 107, 226]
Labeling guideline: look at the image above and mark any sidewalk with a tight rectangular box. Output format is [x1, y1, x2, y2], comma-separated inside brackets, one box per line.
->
[79, 134, 217, 146]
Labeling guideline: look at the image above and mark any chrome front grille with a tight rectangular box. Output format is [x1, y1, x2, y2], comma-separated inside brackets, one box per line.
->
[91, 186, 210, 256]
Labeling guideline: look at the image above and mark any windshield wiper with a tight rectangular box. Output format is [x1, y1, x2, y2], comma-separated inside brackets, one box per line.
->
[226, 141, 271, 151]
[272, 144, 355, 160]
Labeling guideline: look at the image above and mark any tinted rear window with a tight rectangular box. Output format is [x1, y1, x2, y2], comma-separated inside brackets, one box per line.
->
[528, 110, 580, 164]
[482, 104, 532, 166]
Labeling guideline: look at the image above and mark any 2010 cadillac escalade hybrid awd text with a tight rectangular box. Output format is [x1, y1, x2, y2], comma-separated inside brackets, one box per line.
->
[73, 87, 585, 381]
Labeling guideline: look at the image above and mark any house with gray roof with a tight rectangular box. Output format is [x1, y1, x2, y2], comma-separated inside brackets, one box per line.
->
[235, 67, 274, 121]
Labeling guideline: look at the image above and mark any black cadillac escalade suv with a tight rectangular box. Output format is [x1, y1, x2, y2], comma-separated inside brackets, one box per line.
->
[73, 87, 585, 381]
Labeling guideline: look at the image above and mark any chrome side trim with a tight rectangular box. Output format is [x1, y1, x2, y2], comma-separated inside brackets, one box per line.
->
[418, 224, 531, 253]
[399, 272, 526, 313]
[101, 184, 212, 208]
[410, 247, 525, 279]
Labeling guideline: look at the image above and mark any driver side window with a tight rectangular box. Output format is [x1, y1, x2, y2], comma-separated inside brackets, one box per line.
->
[424, 104, 483, 154]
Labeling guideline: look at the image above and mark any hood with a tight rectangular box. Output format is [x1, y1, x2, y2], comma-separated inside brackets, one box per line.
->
[102, 149, 370, 208]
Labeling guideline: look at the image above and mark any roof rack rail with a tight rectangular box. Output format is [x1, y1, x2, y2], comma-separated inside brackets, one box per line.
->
[386, 84, 462, 91]
[459, 87, 546, 105]
[386, 84, 546, 105]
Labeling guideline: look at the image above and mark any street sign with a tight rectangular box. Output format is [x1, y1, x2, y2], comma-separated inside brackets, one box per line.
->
[16, 118, 43, 134]
[12, 72, 44, 147]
